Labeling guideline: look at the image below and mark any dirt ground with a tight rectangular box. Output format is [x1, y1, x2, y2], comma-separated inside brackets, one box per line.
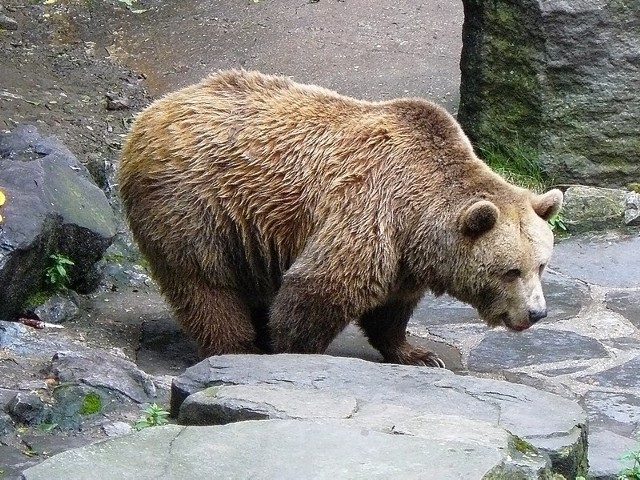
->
[0, 0, 152, 196]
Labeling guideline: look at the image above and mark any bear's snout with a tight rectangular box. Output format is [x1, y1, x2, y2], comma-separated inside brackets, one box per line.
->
[528, 308, 547, 324]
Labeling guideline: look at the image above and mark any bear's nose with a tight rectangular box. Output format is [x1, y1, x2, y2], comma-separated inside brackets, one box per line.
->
[529, 308, 547, 324]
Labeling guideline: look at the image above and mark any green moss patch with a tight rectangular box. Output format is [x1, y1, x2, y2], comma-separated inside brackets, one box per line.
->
[80, 392, 103, 415]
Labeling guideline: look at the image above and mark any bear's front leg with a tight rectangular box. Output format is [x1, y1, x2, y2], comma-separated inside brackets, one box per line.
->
[269, 276, 354, 354]
[358, 299, 446, 368]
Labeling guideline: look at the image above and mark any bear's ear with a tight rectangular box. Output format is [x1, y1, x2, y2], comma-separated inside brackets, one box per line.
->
[459, 200, 500, 238]
[531, 189, 563, 221]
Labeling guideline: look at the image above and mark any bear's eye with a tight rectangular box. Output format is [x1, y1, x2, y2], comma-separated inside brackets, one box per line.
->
[503, 268, 522, 282]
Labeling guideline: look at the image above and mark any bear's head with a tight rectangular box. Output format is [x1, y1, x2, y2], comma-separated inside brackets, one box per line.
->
[453, 188, 563, 332]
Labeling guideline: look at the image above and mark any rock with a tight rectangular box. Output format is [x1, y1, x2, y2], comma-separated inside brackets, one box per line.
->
[582, 391, 640, 437]
[178, 385, 358, 425]
[47, 350, 157, 404]
[0, 322, 157, 428]
[540, 269, 590, 321]
[0, 125, 117, 321]
[0, 13, 18, 30]
[0, 412, 16, 436]
[22, 420, 555, 480]
[7, 392, 46, 425]
[102, 421, 133, 437]
[587, 428, 640, 480]
[562, 186, 627, 233]
[605, 290, 640, 330]
[625, 192, 640, 226]
[0, 319, 78, 358]
[100, 262, 153, 291]
[458, 0, 640, 187]
[105, 93, 130, 111]
[171, 354, 588, 478]
[580, 356, 640, 390]
[44, 384, 112, 429]
[1, 445, 41, 480]
[33, 294, 80, 323]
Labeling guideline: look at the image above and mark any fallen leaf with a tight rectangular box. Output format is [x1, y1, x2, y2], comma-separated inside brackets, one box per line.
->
[19, 318, 45, 329]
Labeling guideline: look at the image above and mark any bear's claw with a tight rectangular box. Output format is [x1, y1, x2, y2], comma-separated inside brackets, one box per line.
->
[386, 345, 446, 368]
[419, 356, 446, 368]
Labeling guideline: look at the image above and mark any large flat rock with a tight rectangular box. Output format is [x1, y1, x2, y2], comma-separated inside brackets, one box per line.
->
[22, 419, 553, 480]
[170, 354, 587, 478]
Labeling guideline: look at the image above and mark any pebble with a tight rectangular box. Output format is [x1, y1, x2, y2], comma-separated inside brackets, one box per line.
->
[0, 13, 18, 30]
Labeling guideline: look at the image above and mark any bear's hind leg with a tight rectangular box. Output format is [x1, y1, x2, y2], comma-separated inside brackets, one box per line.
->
[168, 283, 261, 359]
[358, 300, 446, 368]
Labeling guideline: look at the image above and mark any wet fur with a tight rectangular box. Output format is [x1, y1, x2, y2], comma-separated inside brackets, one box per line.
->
[118, 70, 561, 365]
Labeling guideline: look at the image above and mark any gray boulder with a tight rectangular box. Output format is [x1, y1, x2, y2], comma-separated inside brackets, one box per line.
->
[562, 186, 626, 233]
[0, 125, 117, 321]
[171, 354, 588, 478]
[458, 0, 640, 187]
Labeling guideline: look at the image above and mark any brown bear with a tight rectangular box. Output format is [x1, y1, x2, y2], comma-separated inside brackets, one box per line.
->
[118, 70, 563, 367]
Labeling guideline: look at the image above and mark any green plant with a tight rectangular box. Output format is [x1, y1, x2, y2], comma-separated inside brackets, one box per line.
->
[45, 253, 74, 291]
[134, 404, 170, 431]
[547, 212, 567, 232]
[619, 449, 640, 480]
[478, 142, 547, 192]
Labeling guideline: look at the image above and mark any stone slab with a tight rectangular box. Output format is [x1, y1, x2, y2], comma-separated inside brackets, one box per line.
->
[562, 186, 627, 233]
[22, 419, 553, 480]
[580, 355, 640, 389]
[543, 270, 591, 321]
[170, 354, 587, 477]
[605, 291, 640, 329]
[468, 328, 609, 371]
[550, 234, 640, 288]
[582, 391, 640, 437]
[178, 385, 358, 425]
[587, 428, 640, 480]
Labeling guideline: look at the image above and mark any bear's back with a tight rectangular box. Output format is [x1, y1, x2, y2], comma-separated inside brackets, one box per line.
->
[118, 70, 486, 299]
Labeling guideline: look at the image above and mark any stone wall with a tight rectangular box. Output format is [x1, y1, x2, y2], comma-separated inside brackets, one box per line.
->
[458, 0, 640, 187]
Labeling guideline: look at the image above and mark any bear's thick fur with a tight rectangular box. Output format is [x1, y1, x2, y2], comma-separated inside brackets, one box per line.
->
[119, 70, 563, 366]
